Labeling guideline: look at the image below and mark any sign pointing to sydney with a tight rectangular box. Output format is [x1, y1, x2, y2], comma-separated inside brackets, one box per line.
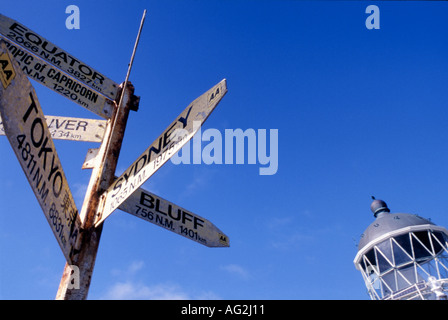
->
[95, 79, 227, 226]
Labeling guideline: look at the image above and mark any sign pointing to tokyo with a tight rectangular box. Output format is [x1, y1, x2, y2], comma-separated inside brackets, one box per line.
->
[95, 79, 227, 227]
[0, 42, 82, 264]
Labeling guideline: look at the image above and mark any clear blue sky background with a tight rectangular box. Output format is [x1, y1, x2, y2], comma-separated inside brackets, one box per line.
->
[1, 0, 448, 300]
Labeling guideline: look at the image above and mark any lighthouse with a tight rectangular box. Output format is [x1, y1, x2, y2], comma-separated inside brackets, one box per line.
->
[354, 198, 448, 300]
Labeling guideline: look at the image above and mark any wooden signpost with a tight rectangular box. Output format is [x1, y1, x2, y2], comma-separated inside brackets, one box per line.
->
[0, 11, 229, 300]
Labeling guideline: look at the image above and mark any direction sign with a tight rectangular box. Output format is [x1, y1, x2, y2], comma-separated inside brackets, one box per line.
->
[0, 38, 114, 119]
[0, 13, 119, 101]
[82, 148, 100, 169]
[118, 185, 229, 247]
[95, 79, 227, 226]
[0, 115, 106, 142]
[0, 43, 81, 264]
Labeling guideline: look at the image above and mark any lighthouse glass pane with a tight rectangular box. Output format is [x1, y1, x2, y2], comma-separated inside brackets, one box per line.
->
[431, 231, 448, 255]
[396, 268, 413, 291]
[438, 256, 448, 279]
[417, 260, 436, 281]
[412, 231, 433, 261]
[377, 240, 393, 263]
[362, 249, 376, 272]
[392, 240, 412, 266]
[381, 271, 395, 297]
[392, 234, 413, 263]
[399, 264, 416, 283]
[376, 246, 393, 273]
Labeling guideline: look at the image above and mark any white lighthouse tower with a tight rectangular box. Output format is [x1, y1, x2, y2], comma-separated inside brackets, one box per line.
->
[354, 198, 448, 300]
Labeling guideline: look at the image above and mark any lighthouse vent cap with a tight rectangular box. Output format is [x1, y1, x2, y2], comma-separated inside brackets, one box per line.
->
[370, 199, 390, 217]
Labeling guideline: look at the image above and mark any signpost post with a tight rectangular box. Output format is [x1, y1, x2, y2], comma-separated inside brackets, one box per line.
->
[0, 10, 230, 300]
[55, 8, 146, 298]
[55, 81, 137, 299]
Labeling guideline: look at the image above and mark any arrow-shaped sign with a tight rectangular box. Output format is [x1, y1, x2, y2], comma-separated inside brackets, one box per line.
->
[0, 38, 114, 119]
[0, 13, 119, 102]
[0, 114, 106, 142]
[0, 42, 81, 264]
[95, 79, 227, 226]
[119, 186, 229, 247]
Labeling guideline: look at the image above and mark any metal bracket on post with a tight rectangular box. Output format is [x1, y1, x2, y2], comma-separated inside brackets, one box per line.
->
[130, 95, 140, 111]
[115, 84, 140, 112]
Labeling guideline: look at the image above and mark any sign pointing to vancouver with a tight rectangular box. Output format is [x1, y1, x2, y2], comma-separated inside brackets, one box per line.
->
[95, 79, 227, 226]
[0, 42, 81, 264]
[0, 115, 106, 143]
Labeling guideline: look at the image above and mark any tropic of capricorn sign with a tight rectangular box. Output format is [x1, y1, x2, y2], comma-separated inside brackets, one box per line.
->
[0, 13, 117, 119]
[0, 12, 229, 299]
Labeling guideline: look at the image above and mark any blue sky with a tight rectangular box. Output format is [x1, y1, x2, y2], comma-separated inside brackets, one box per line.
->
[1, 0, 448, 300]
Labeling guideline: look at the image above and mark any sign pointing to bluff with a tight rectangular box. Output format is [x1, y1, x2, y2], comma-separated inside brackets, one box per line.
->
[95, 79, 227, 226]
[119, 185, 229, 247]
